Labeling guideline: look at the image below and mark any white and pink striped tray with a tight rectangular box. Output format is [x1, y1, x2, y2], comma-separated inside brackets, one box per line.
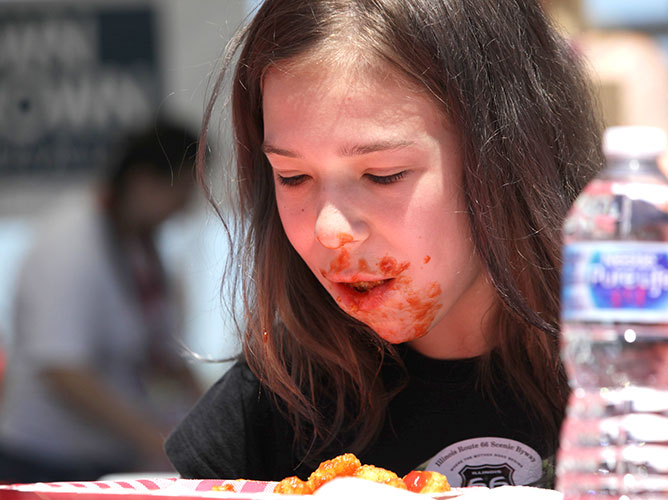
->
[0, 476, 561, 500]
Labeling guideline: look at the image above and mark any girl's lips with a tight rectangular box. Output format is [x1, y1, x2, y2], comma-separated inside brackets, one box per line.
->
[333, 278, 396, 311]
[347, 279, 388, 292]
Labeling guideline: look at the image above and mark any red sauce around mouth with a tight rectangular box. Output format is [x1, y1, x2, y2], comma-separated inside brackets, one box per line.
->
[339, 270, 441, 339]
[427, 282, 440, 298]
[379, 256, 410, 275]
[326, 253, 443, 340]
[404, 281, 442, 337]
[336, 233, 354, 247]
[424, 255, 431, 264]
[328, 249, 350, 274]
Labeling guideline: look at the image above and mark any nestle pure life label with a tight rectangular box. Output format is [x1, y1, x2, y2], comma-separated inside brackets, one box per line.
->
[562, 241, 668, 323]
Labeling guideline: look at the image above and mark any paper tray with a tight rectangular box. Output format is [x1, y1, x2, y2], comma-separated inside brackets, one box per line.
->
[0, 477, 471, 500]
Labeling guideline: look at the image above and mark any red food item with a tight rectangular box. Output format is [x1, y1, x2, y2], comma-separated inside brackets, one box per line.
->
[210, 484, 236, 492]
[272, 453, 450, 495]
[403, 470, 451, 494]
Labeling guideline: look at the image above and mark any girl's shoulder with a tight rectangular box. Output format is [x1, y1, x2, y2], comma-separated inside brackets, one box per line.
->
[204, 359, 268, 408]
[165, 358, 292, 479]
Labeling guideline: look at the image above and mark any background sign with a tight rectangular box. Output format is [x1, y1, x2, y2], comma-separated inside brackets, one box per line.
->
[0, 1, 161, 178]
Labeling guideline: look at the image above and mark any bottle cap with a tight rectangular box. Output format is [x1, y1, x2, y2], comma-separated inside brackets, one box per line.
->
[603, 126, 667, 160]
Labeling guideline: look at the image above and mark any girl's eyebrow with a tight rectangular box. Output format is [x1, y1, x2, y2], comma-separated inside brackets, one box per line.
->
[262, 143, 300, 158]
[262, 139, 415, 158]
[338, 139, 415, 156]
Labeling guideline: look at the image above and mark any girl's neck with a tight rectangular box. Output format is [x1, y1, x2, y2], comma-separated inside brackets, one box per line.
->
[407, 273, 498, 360]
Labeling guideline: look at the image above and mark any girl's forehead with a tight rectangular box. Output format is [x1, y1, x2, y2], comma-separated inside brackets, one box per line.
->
[262, 59, 453, 133]
[263, 56, 426, 104]
[262, 61, 457, 150]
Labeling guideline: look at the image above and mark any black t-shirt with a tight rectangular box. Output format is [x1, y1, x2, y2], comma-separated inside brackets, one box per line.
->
[165, 346, 556, 488]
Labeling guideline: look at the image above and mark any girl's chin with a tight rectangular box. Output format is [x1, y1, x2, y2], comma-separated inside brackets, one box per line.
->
[361, 321, 432, 344]
[329, 278, 443, 344]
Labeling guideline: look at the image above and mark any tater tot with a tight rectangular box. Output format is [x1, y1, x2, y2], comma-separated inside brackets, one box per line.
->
[353, 464, 407, 489]
[307, 452, 362, 490]
[210, 484, 236, 492]
[273, 476, 314, 494]
[272, 453, 450, 495]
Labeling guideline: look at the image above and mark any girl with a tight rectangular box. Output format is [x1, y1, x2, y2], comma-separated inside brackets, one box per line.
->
[166, 0, 603, 488]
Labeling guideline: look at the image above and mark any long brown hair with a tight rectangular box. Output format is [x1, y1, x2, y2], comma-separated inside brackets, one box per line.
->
[200, 0, 603, 464]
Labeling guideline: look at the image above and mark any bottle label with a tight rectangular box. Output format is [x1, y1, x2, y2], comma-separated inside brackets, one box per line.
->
[562, 241, 668, 322]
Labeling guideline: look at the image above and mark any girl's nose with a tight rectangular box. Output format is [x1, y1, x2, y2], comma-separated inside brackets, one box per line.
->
[315, 202, 369, 249]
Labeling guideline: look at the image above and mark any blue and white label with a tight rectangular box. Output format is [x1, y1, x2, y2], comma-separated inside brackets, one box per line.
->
[562, 241, 668, 322]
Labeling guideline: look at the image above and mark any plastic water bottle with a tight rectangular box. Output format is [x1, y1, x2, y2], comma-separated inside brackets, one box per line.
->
[557, 126, 668, 500]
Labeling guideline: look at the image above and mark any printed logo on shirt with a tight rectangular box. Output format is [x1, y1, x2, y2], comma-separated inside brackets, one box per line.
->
[459, 463, 514, 488]
[423, 437, 542, 488]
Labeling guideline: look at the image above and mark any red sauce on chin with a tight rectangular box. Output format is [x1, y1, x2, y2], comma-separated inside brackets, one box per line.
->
[323, 252, 442, 342]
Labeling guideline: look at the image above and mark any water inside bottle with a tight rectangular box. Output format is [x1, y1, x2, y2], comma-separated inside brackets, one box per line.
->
[558, 142, 668, 499]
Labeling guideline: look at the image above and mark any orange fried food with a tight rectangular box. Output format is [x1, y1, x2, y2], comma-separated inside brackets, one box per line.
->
[307, 452, 362, 490]
[272, 453, 450, 495]
[210, 484, 236, 492]
[353, 464, 407, 490]
[403, 470, 451, 494]
[273, 476, 314, 495]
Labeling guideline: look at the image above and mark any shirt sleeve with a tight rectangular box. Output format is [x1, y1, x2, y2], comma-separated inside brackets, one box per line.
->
[14, 231, 102, 367]
[164, 361, 293, 480]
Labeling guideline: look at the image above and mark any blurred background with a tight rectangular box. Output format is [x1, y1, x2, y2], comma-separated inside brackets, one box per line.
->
[0, 0, 667, 483]
[544, 0, 668, 134]
[1, 0, 668, 394]
[0, 0, 266, 481]
[0, 0, 261, 392]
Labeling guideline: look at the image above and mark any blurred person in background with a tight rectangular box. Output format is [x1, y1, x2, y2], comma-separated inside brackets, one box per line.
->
[0, 120, 203, 482]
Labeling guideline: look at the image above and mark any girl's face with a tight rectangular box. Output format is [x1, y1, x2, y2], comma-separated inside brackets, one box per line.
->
[263, 63, 497, 359]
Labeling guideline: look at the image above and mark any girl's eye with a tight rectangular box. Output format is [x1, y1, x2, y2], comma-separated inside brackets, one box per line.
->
[276, 174, 309, 187]
[365, 171, 407, 185]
